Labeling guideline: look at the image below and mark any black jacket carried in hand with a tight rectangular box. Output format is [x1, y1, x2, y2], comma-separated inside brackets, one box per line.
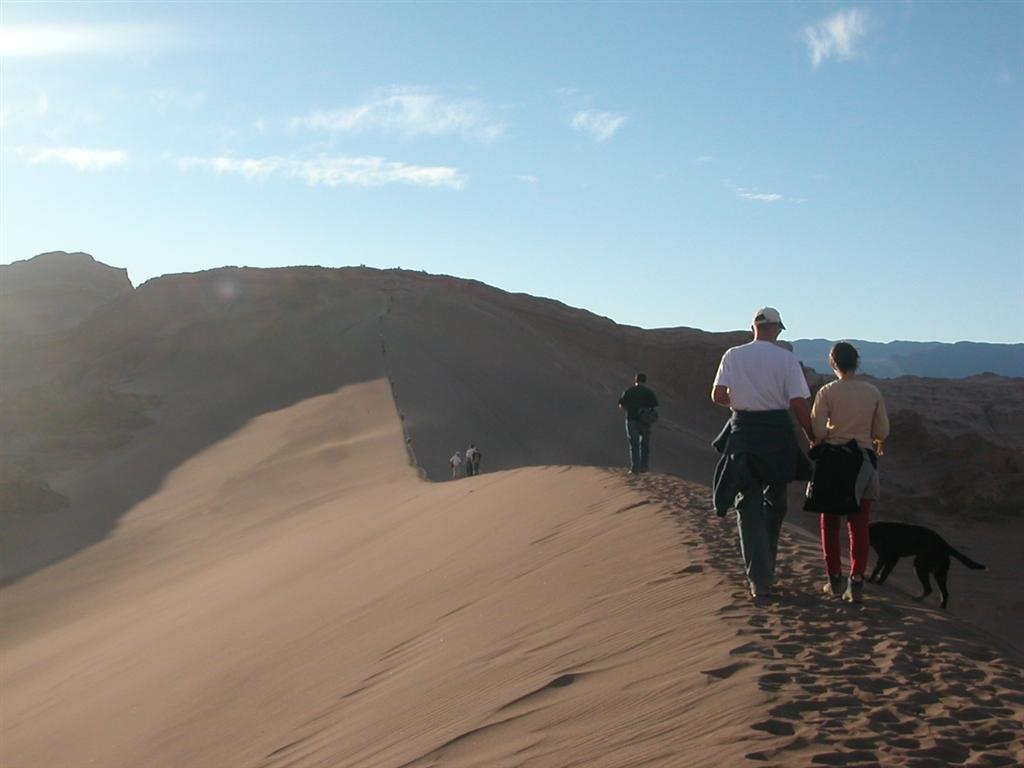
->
[712, 410, 812, 516]
[803, 440, 877, 515]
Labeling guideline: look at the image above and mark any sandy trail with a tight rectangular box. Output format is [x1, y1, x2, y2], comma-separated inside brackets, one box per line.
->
[638, 474, 1024, 768]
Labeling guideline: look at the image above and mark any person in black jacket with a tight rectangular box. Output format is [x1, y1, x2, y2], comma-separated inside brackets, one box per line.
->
[711, 308, 814, 601]
[618, 373, 658, 474]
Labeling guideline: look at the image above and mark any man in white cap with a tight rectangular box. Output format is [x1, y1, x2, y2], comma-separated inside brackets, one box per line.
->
[711, 307, 814, 601]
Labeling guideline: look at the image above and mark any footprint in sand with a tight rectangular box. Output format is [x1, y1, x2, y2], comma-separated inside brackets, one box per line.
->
[773, 642, 803, 657]
[700, 661, 750, 680]
[809, 749, 878, 765]
[969, 754, 1018, 768]
[752, 719, 796, 736]
[675, 564, 704, 574]
[757, 672, 790, 691]
[728, 641, 763, 657]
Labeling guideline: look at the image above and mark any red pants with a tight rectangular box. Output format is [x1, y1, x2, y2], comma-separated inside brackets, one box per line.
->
[821, 501, 871, 578]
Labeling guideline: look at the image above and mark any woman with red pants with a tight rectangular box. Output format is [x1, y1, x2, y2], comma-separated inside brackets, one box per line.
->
[810, 342, 889, 603]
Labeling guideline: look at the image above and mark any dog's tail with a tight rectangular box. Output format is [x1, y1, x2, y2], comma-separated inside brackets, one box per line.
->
[949, 547, 986, 570]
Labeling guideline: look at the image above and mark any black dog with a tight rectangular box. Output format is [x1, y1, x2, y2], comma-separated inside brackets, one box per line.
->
[868, 522, 986, 609]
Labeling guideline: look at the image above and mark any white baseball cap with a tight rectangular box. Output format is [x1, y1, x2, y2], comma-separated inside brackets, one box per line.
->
[753, 307, 785, 329]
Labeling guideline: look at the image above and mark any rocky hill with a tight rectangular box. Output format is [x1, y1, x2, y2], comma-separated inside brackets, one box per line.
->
[0, 251, 133, 340]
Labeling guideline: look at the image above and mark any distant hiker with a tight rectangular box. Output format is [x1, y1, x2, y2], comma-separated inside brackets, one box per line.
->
[465, 444, 477, 477]
[805, 342, 889, 603]
[470, 444, 482, 475]
[711, 308, 814, 601]
[618, 373, 659, 474]
[449, 451, 463, 479]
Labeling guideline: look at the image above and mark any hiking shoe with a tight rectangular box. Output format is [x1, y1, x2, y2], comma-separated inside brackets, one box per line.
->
[822, 575, 843, 597]
[843, 577, 864, 603]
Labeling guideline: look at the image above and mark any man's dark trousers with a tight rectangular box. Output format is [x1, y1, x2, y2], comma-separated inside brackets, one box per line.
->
[736, 480, 787, 592]
[626, 419, 651, 473]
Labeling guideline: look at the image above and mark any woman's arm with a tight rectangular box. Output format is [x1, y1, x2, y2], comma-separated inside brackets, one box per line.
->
[809, 388, 829, 446]
[872, 393, 890, 449]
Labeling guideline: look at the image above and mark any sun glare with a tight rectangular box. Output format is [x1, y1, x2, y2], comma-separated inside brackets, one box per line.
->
[0, 24, 169, 56]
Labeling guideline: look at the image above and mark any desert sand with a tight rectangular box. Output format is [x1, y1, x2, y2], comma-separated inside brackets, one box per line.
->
[2, 254, 1022, 766]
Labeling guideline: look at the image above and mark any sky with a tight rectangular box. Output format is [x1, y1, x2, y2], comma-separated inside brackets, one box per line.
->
[1, 2, 1021, 343]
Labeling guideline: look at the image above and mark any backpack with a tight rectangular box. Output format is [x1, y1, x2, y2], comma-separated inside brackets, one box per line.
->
[637, 407, 659, 426]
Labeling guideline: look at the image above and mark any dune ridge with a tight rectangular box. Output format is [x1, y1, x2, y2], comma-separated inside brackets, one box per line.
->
[3, 381, 1021, 766]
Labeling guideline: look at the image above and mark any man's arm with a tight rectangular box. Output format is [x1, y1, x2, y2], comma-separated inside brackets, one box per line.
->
[712, 385, 731, 407]
[789, 397, 814, 444]
[711, 352, 731, 407]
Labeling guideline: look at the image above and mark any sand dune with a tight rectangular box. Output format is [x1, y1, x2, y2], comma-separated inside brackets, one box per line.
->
[3, 255, 1023, 766]
[4, 381, 1023, 767]
[1, 381, 758, 767]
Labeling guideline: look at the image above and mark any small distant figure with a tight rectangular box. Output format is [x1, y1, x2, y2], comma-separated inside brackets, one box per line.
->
[618, 372, 658, 475]
[449, 451, 463, 479]
[711, 307, 813, 602]
[465, 443, 482, 476]
[805, 341, 890, 604]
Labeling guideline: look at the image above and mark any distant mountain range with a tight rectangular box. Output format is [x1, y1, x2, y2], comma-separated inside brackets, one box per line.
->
[792, 339, 1024, 379]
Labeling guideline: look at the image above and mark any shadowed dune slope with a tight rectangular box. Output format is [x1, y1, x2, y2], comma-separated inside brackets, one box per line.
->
[1, 268, 397, 581]
[377, 275, 732, 482]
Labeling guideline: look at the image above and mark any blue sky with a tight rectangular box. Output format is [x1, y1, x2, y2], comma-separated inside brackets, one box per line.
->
[2, 2, 1021, 342]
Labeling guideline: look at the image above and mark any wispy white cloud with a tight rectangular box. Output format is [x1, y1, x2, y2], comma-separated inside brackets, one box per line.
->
[293, 87, 504, 143]
[570, 110, 628, 142]
[178, 156, 281, 180]
[803, 9, 869, 68]
[738, 190, 784, 202]
[0, 23, 179, 57]
[178, 154, 467, 189]
[15, 145, 128, 171]
[513, 174, 538, 184]
[694, 155, 717, 164]
[728, 180, 808, 204]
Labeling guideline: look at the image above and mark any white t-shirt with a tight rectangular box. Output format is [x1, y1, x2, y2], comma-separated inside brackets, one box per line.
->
[713, 340, 810, 411]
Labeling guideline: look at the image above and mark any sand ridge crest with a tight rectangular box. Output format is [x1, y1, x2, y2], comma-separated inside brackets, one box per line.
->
[2, 380, 1022, 766]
